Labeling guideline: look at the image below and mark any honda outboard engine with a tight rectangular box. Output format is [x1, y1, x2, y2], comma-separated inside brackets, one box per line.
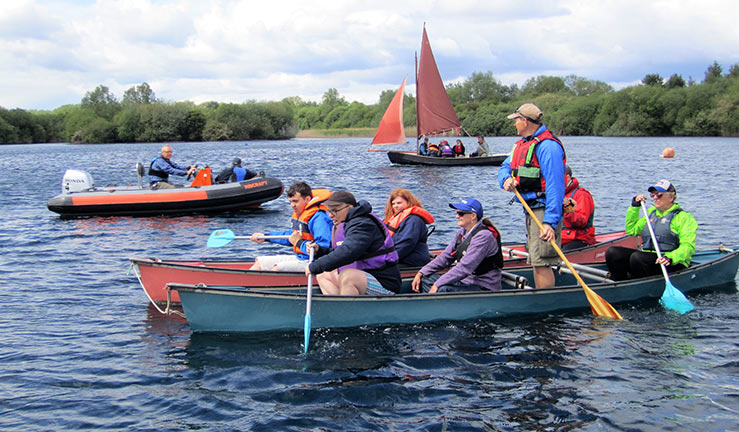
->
[62, 169, 94, 194]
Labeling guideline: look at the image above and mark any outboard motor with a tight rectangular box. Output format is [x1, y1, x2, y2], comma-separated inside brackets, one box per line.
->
[62, 169, 94, 194]
[136, 162, 145, 188]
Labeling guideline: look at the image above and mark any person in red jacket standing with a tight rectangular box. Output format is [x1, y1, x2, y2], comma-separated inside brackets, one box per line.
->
[562, 165, 596, 251]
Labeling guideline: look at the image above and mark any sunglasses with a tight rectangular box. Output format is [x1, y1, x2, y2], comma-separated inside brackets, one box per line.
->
[327, 205, 349, 215]
[456, 210, 473, 216]
[650, 192, 666, 199]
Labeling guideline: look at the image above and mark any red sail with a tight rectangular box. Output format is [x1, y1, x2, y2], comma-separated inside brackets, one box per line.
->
[416, 27, 461, 138]
[371, 78, 407, 145]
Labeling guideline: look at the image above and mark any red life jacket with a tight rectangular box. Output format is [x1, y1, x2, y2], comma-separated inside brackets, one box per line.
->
[290, 189, 331, 254]
[384, 206, 435, 236]
[562, 179, 596, 245]
[510, 130, 566, 194]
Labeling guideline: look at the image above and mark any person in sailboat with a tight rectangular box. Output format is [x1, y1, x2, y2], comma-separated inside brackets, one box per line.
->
[561, 164, 596, 251]
[605, 179, 697, 280]
[498, 103, 566, 289]
[382, 189, 435, 267]
[453, 139, 466, 157]
[440, 140, 453, 157]
[427, 141, 441, 157]
[419, 137, 430, 155]
[148, 145, 196, 189]
[470, 136, 490, 157]
[249, 181, 333, 271]
[306, 190, 402, 295]
[214, 157, 260, 184]
[411, 198, 503, 293]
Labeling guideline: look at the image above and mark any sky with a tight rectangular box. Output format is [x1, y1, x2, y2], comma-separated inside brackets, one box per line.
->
[1, 0, 738, 111]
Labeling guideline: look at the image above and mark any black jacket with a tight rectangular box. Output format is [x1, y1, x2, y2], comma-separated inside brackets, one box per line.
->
[309, 200, 401, 293]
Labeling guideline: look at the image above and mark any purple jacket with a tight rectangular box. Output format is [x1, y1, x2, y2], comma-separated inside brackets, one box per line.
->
[419, 220, 502, 291]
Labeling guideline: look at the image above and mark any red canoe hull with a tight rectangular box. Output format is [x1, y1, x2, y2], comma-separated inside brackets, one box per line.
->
[131, 231, 639, 304]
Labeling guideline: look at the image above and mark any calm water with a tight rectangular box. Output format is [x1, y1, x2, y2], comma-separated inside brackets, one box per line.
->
[1, 137, 738, 431]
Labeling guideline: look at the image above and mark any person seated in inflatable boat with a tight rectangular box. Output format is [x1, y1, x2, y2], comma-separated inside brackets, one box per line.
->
[214, 157, 259, 184]
[148, 145, 195, 189]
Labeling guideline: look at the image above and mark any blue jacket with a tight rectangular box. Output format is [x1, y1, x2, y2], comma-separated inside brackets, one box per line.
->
[309, 200, 402, 293]
[268, 210, 333, 260]
[149, 156, 189, 184]
[392, 214, 431, 267]
[497, 125, 565, 226]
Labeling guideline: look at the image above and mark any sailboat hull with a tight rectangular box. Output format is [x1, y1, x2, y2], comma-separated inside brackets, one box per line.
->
[387, 151, 507, 166]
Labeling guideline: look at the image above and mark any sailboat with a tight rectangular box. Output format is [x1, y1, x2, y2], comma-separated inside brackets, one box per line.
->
[370, 26, 508, 166]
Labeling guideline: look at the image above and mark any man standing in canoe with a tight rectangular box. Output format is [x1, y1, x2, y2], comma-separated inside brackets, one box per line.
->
[498, 103, 566, 289]
[250, 181, 333, 271]
[148, 145, 196, 188]
[306, 190, 402, 295]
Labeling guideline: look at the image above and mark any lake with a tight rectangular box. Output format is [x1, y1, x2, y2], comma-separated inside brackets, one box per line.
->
[1, 136, 738, 431]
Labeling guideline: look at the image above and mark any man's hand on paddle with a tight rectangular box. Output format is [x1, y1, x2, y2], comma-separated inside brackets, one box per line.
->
[288, 230, 302, 246]
[503, 177, 518, 192]
[540, 223, 555, 242]
[250, 232, 266, 243]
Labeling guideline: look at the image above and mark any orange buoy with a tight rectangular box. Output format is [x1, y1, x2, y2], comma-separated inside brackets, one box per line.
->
[662, 147, 675, 158]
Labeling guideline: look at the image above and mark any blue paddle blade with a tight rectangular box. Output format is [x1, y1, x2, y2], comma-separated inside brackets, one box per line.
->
[303, 315, 311, 354]
[659, 281, 694, 314]
[206, 229, 235, 248]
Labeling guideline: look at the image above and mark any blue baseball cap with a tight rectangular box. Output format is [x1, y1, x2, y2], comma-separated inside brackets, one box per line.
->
[449, 198, 483, 219]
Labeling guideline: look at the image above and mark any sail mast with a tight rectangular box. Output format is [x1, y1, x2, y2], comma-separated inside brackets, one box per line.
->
[416, 25, 461, 138]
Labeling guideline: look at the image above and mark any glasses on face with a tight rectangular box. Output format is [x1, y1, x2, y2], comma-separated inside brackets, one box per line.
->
[650, 192, 664, 199]
[456, 211, 473, 217]
[327, 205, 349, 215]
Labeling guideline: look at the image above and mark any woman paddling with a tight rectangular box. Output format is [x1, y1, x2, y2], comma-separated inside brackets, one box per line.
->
[605, 179, 698, 280]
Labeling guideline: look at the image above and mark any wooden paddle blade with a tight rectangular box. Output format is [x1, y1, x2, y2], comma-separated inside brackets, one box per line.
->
[206, 229, 235, 248]
[659, 281, 694, 314]
[583, 285, 623, 320]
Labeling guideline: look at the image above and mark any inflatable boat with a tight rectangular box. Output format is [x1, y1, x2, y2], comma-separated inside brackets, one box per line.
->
[47, 164, 283, 217]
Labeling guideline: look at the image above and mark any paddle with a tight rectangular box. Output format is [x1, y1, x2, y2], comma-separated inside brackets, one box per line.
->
[304, 247, 315, 353]
[502, 246, 612, 282]
[513, 188, 622, 319]
[640, 201, 694, 314]
[206, 229, 290, 248]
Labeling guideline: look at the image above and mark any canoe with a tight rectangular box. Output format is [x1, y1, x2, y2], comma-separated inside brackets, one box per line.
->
[169, 247, 739, 333]
[47, 168, 284, 217]
[130, 231, 639, 305]
[387, 151, 508, 166]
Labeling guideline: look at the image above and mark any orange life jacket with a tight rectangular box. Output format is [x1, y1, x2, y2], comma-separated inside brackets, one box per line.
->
[290, 189, 331, 254]
[385, 206, 435, 235]
[510, 130, 566, 194]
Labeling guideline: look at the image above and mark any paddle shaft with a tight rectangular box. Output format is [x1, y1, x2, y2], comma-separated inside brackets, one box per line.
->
[513, 188, 622, 319]
[303, 247, 315, 353]
[639, 201, 672, 282]
[502, 246, 611, 279]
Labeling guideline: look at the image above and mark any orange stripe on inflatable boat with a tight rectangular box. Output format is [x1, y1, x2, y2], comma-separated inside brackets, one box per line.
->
[71, 190, 209, 205]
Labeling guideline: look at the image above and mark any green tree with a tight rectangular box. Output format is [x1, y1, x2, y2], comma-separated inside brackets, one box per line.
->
[564, 75, 613, 96]
[520, 75, 572, 98]
[81, 85, 120, 120]
[122, 82, 157, 105]
[704, 61, 723, 84]
[665, 74, 686, 89]
[642, 73, 664, 86]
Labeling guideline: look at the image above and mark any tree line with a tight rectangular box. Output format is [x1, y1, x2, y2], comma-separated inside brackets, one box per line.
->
[0, 83, 297, 144]
[1, 61, 737, 144]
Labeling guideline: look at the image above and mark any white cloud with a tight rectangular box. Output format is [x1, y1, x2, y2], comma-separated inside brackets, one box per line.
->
[0, 0, 737, 110]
